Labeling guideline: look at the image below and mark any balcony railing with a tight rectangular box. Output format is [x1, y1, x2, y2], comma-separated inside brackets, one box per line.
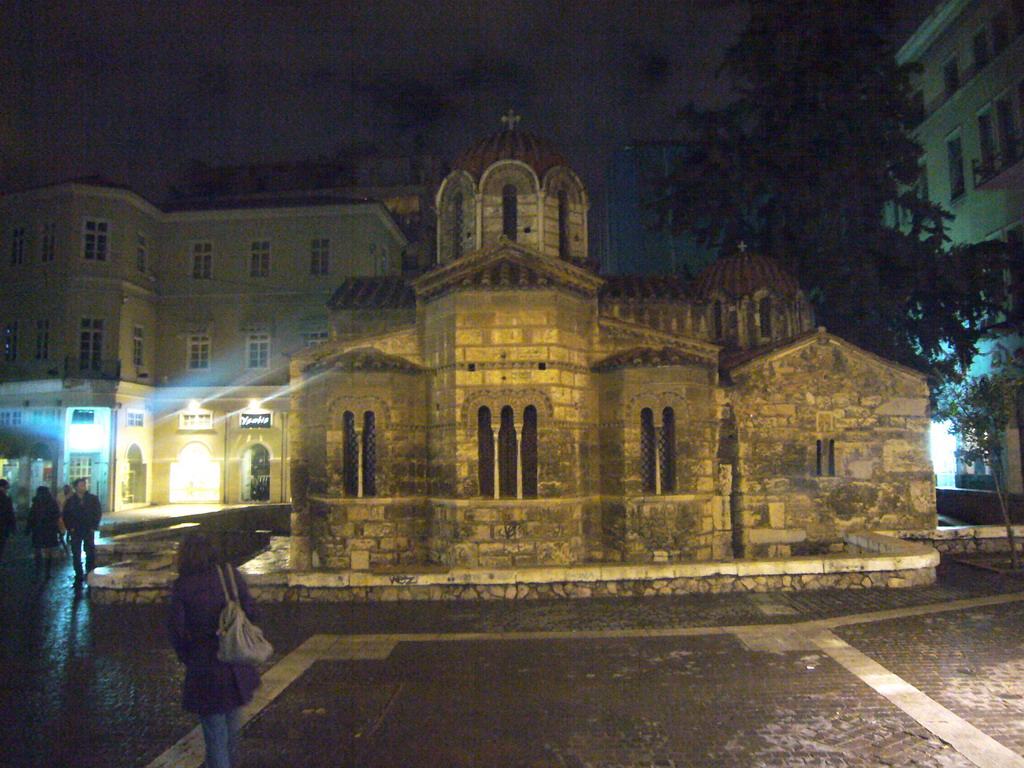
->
[973, 138, 1024, 189]
[64, 357, 122, 381]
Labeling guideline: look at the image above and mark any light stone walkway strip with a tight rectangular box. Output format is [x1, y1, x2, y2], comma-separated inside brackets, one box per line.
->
[147, 591, 1024, 768]
[809, 628, 1024, 768]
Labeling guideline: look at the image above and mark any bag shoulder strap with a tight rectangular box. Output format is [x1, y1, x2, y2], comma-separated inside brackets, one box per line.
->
[216, 564, 236, 602]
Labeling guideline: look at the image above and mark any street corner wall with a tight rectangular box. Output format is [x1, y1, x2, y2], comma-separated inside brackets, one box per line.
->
[727, 335, 936, 555]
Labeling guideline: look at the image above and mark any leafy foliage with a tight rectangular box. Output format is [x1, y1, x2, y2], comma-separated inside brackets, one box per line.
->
[656, 0, 1011, 375]
[935, 369, 1024, 567]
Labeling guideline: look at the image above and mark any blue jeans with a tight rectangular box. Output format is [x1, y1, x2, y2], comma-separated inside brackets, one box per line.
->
[200, 709, 240, 768]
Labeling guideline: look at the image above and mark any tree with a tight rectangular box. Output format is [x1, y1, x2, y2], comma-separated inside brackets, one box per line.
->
[657, 0, 1008, 376]
[934, 370, 1024, 569]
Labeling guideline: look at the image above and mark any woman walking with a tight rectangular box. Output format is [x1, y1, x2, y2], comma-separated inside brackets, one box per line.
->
[167, 532, 262, 768]
[24, 486, 61, 579]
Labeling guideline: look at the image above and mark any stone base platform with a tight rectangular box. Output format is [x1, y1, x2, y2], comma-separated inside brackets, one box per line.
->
[88, 530, 939, 603]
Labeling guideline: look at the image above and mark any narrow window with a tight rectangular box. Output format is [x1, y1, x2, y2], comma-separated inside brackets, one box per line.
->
[522, 405, 538, 497]
[247, 333, 270, 369]
[451, 191, 464, 259]
[943, 58, 959, 96]
[250, 240, 270, 278]
[992, 11, 1010, 53]
[10, 227, 25, 266]
[660, 407, 676, 493]
[83, 219, 108, 261]
[132, 326, 144, 367]
[310, 237, 329, 276]
[192, 242, 212, 279]
[816, 440, 823, 476]
[828, 439, 836, 477]
[34, 318, 49, 360]
[759, 297, 772, 338]
[478, 406, 494, 497]
[972, 29, 989, 69]
[996, 97, 1018, 164]
[979, 112, 995, 169]
[557, 189, 570, 258]
[947, 136, 965, 199]
[40, 223, 55, 263]
[137, 234, 147, 272]
[362, 411, 376, 497]
[187, 334, 210, 370]
[498, 405, 517, 497]
[640, 408, 656, 493]
[79, 319, 103, 370]
[502, 184, 518, 240]
[342, 411, 359, 496]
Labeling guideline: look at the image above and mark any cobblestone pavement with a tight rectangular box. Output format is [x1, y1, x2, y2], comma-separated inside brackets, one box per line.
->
[4, 531, 1024, 768]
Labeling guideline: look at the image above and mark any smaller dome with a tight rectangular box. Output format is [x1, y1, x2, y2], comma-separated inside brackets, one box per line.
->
[692, 249, 801, 300]
[454, 129, 569, 179]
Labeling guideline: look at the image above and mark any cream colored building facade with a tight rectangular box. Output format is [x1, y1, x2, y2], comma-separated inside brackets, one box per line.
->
[0, 181, 407, 513]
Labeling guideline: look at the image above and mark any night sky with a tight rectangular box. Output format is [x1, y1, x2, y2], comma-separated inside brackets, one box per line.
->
[2, 0, 937, 221]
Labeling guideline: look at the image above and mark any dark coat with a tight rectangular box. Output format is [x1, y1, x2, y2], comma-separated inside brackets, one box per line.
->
[168, 564, 262, 715]
[62, 491, 102, 535]
[25, 494, 61, 549]
[0, 493, 14, 538]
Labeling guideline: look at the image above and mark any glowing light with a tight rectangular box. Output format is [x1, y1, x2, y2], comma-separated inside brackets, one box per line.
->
[248, 398, 261, 410]
[931, 420, 957, 489]
[188, 399, 201, 410]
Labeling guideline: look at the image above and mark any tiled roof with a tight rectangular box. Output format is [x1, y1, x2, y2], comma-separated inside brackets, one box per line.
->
[453, 129, 569, 179]
[600, 275, 692, 300]
[327, 276, 415, 310]
[692, 250, 801, 299]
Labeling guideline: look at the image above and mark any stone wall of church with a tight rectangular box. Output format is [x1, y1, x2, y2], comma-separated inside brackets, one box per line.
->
[422, 288, 600, 499]
[428, 498, 591, 568]
[727, 336, 936, 558]
[593, 364, 725, 562]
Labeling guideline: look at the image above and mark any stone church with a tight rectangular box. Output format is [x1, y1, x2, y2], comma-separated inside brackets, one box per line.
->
[287, 126, 936, 572]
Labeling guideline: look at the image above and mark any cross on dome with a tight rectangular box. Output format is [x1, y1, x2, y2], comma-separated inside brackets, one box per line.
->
[737, 241, 748, 252]
[501, 110, 521, 130]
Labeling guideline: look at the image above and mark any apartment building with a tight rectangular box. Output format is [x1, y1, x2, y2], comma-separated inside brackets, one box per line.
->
[900, 0, 1024, 490]
[0, 179, 407, 513]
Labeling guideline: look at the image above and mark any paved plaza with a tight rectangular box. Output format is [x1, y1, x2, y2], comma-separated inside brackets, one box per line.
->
[4, 531, 1024, 767]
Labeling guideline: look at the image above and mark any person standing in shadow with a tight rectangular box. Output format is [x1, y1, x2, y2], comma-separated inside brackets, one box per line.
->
[25, 486, 61, 580]
[0, 479, 16, 563]
[168, 532, 262, 768]
[61, 477, 102, 586]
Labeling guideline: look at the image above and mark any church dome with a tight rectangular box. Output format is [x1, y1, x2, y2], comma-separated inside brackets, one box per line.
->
[453, 128, 569, 179]
[693, 248, 801, 300]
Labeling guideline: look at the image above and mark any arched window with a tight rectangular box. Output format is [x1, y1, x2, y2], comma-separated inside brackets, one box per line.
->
[478, 406, 494, 497]
[759, 297, 772, 338]
[660, 407, 676, 493]
[522, 405, 538, 497]
[640, 407, 656, 493]
[451, 191, 464, 259]
[816, 439, 836, 477]
[502, 184, 518, 240]
[557, 189, 569, 258]
[362, 411, 376, 496]
[498, 405, 518, 497]
[342, 411, 358, 496]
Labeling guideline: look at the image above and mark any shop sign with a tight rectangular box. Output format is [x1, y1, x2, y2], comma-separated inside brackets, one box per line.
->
[240, 412, 271, 429]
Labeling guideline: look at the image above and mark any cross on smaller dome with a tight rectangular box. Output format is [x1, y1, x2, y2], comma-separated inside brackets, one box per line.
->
[501, 110, 521, 130]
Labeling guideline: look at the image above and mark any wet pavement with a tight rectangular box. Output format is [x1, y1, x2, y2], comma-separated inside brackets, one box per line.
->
[4, 530, 1024, 767]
